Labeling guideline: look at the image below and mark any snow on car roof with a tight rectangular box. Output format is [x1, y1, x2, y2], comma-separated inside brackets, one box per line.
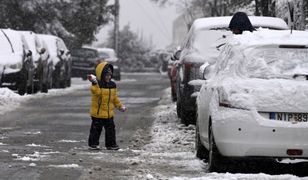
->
[192, 16, 288, 31]
[229, 29, 308, 48]
[96, 48, 116, 57]
[1, 29, 25, 53]
[37, 34, 58, 56]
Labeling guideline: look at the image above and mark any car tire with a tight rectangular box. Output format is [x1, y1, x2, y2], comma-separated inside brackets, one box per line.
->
[176, 79, 182, 118]
[195, 124, 209, 160]
[176, 96, 182, 119]
[180, 107, 196, 126]
[208, 124, 227, 173]
[41, 83, 48, 93]
[66, 77, 71, 87]
[171, 85, 177, 102]
[17, 70, 28, 95]
[82, 75, 87, 81]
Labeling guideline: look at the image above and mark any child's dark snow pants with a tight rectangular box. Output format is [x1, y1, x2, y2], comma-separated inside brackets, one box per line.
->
[88, 117, 117, 147]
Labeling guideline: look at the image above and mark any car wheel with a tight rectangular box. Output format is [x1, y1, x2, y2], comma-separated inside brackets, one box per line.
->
[171, 84, 177, 102]
[195, 124, 209, 160]
[41, 83, 48, 93]
[17, 70, 28, 95]
[208, 124, 227, 172]
[66, 77, 71, 87]
[176, 96, 182, 119]
[180, 107, 196, 126]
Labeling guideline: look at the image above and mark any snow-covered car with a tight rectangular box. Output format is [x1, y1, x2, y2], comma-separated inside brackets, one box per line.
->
[96, 48, 121, 81]
[0, 29, 34, 95]
[196, 29, 308, 172]
[168, 49, 181, 102]
[37, 34, 71, 88]
[176, 16, 289, 126]
[19, 31, 52, 93]
[71, 47, 100, 80]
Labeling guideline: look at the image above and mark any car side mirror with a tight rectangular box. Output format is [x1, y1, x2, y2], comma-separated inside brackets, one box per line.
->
[26, 50, 32, 57]
[199, 62, 209, 80]
[171, 50, 181, 61]
[39, 48, 46, 54]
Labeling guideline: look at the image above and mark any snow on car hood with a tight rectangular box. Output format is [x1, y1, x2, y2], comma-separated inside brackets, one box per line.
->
[219, 78, 308, 112]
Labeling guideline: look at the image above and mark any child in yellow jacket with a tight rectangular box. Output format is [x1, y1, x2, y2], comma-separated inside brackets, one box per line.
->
[88, 62, 126, 150]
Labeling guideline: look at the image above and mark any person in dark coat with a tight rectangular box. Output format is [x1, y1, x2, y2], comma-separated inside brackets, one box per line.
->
[229, 12, 254, 34]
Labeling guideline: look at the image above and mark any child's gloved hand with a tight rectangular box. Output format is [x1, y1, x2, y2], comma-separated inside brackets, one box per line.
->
[87, 74, 97, 84]
[119, 106, 127, 112]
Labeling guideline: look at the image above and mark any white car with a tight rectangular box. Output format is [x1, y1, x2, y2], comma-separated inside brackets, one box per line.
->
[37, 34, 71, 88]
[176, 16, 288, 126]
[19, 31, 52, 93]
[0, 29, 34, 95]
[196, 29, 308, 172]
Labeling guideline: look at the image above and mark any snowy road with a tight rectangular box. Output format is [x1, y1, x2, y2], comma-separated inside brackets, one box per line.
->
[0, 73, 307, 179]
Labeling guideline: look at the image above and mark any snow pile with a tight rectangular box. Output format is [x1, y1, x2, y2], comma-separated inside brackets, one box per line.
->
[0, 80, 89, 116]
[0, 88, 24, 115]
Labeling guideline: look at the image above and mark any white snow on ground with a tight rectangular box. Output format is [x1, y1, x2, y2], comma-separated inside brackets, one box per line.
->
[0, 78, 89, 115]
[12, 151, 48, 161]
[24, 131, 41, 135]
[58, 140, 80, 143]
[26, 143, 49, 148]
[48, 164, 80, 168]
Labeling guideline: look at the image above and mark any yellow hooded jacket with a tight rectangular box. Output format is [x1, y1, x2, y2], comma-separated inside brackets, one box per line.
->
[90, 62, 123, 119]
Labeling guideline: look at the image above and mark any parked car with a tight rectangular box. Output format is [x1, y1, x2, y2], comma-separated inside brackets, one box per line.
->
[176, 16, 289, 126]
[96, 48, 121, 81]
[196, 29, 308, 172]
[71, 47, 100, 80]
[19, 31, 52, 93]
[167, 49, 181, 102]
[37, 34, 71, 88]
[0, 29, 34, 95]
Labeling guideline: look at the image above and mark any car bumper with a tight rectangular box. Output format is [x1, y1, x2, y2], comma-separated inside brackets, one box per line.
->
[1, 69, 22, 84]
[71, 67, 95, 77]
[213, 108, 308, 158]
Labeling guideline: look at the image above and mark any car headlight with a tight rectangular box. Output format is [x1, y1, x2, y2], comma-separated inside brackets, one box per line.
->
[9, 62, 22, 70]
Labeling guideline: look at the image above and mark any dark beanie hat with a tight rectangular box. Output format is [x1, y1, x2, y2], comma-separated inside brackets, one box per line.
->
[229, 12, 254, 32]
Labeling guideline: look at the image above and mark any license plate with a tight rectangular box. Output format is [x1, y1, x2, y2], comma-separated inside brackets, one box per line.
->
[269, 112, 308, 122]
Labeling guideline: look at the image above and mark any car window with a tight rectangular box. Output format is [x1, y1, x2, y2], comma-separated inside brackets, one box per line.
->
[98, 52, 110, 59]
[192, 30, 232, 56]
[244, 46, 308, 78]
[72, 49, 98, 58]
[0, 33, 14, 54]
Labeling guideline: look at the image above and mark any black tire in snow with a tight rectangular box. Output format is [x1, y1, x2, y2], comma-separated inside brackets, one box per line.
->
[208, 124, 228, 173]
[195, 124, 209, 160]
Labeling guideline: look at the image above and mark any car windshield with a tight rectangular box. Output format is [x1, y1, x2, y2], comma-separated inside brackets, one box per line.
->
[244, 46, 308, 79]
[71, 49, 98, 58]
[98, 52, 110, 59]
